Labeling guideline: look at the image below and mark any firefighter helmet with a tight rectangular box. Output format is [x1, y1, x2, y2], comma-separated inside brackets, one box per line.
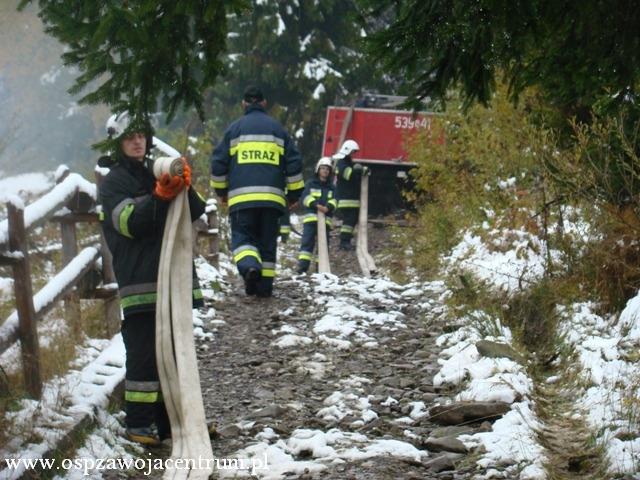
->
[105, 112, 131, 138]
[333, 139, 359, 159]
[315, 156, 333, 174]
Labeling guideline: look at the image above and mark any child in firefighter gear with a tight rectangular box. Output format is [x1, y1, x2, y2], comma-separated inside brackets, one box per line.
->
[210, 85, 304, 297]
[334, 139, 369, 251]
[297, 157, 337, 274]
[98, 112, 206, 446]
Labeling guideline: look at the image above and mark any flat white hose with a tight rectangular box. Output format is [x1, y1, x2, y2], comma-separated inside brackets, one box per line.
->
[153, 137, 182, 158]
[154, 157, 213, 479]
[356, 173, 377, 276]
[316, 211, 330, 274]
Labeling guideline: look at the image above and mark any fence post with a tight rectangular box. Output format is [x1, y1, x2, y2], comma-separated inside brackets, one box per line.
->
[60, 219, 82, 339]
[8, 202, 42, 399]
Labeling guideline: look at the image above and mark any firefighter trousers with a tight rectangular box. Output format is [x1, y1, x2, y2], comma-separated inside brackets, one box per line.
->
[121, 312, 170, 438]
[231, 207, 280, 296]
[338, 207, 359, 244]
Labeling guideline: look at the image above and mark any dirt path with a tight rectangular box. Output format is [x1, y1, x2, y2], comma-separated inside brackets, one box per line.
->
[181, 227, 478, 480]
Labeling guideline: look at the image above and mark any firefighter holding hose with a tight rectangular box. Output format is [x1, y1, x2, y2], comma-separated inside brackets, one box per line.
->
[98, 112, 206, 446]
[297, 157, 337, 273]
[334, 139, 369, 251]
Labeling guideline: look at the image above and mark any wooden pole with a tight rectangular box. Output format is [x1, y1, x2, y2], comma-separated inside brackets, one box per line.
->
[337, 106, 355, 154]
[8, 202, 42, 399]
[61, 220, 82, 339]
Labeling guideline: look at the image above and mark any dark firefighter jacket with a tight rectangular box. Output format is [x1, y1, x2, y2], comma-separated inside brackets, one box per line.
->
[336, 155, 363, 208]
[210, 104, 304, 213]
[99, 157, 206, 317]
[301, 176, 338, 227]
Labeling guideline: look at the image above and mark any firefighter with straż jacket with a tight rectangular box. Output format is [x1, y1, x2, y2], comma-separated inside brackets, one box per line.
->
[98, 112, 206, 446]
[334, 139, 368, 250]
[297, 157, 338, 273]
[210, 86, 304, 297]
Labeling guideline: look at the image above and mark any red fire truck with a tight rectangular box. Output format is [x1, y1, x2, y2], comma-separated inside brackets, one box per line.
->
[321, 96, 442, 215]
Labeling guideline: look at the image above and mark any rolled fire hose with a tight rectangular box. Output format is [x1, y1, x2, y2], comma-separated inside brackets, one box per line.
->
[316, 210, 331, 274]
[356, 172, 377, 277]
[154, 157, 213, 480]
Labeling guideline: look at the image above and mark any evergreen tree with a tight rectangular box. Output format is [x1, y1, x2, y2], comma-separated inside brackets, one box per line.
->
[202, 0, 397, 171]
[19, 0, 249, 123]
[360, 0, 640, 119]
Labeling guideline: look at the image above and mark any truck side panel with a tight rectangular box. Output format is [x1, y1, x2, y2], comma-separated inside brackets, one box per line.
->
[322, 107, 442, 164]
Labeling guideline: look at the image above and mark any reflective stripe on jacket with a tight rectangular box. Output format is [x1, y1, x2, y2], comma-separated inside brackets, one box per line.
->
[300, 176, 336, 224]
[336, 155, 362, 204]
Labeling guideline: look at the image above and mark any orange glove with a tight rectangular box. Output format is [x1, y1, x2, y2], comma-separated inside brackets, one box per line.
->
[154, 173, 185, 201]
[181, 157, 192, 188]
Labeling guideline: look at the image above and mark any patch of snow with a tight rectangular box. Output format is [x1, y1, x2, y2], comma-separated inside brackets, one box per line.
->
[434, 317, 544, 476]
[0, 277, 13, 300]
[460, 403, 546, 479]
[221, 428, 427, 479]
[312, 83, 325, 99]
[559, 300, 640, 474]
[273, 334, 313, 348]
[0, 335, 125, 472]
[275, 13, 285, 35]
[303, 57, 342, 81]
[0, 173, 54, 203]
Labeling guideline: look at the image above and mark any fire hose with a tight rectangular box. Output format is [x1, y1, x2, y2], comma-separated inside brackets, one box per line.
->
[356, 173, 377, 277]
[153, 157, 213, 480]
[316, 210, 330, 274]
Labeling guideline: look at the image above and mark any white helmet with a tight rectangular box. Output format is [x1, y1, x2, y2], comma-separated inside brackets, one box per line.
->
[105, 111, 131, 138]
[333, 139, 359, 159]
[315, 156, 333, 174]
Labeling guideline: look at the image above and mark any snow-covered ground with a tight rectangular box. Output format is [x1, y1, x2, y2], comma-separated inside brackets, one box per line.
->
[559, 300, 640, 474]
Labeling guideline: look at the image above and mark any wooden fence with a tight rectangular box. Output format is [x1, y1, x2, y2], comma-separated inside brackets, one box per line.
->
[0, 167, 218, 399]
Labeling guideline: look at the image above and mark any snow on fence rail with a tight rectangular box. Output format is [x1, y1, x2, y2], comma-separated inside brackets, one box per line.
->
[0, 246, 100, 355]
[0, 172, 96, 252]
[0, 168, 111, 399]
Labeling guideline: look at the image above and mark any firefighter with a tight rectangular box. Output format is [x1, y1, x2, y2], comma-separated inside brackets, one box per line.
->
[211, 86, 304, 297]
[297, 157, 337, 274]
[334, 139, 368, 250]
[99, 112, 206, 446]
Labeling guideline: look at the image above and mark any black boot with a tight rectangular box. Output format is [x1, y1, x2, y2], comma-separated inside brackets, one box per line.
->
[244, 268, 259, 295]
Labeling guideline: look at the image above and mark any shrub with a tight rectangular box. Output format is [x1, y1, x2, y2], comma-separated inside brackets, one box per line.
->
[404, 85, 557, 275]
